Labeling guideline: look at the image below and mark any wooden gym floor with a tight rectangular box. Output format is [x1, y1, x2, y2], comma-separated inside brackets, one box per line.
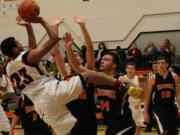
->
[1, 125, 177, 135]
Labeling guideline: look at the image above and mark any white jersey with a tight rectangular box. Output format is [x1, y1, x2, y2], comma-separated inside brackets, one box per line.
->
[6, 51, 51, 100]
[6, 51, 83, 135]
[0, 74, 14, 103]
[124, 75, 145, 127]
[0, 74, 14, 132]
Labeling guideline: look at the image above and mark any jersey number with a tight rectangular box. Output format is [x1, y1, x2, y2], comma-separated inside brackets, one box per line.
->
[10, 67, 33, 91]
[161, 91, 171, 99]
[100, 100, 110, 112]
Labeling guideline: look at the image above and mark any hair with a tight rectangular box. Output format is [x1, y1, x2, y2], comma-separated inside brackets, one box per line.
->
[1, 37, 17, 58]
[73, 50, 82, 58]
[156, 56, 168, 63]
[102, 51, 119, 66]
[126, 62, 136, 69]
[116, 46, 121, 50]
[98, 42, 107, 50]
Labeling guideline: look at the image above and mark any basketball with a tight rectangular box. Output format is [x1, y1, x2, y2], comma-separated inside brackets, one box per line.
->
[18, 0, 40, 21]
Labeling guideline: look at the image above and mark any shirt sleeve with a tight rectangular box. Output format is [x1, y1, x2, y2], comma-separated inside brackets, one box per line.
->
[6, 76, 14, 93]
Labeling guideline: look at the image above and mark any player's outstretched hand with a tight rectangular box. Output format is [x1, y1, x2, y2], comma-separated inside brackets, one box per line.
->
[50, 15, 64, 28]
[16, 16, 30, 26]
[63, 32, 74, 49]
[74, 13, 85, 26]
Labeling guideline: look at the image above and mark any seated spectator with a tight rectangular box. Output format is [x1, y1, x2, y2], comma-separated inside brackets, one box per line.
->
[127, 43, 142, 69]
[95, 42, 107, 69]
[48, 54, 59, 77]
[95, 42, 107, 61]
[169, 45, 180, 75]
[163, 38, 171, 52]
[143, 41, 157, 62]
[156, 42, 171, 62]
[116, 46, 127, 73]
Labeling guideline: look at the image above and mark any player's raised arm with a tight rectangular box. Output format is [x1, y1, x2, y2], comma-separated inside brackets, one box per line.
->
[50, 16, 68, 78]
[64, 32, 87, 73]
[16, 16, 37, 50]
[26, 16, 59, 65]
[74, 14, 96, 70]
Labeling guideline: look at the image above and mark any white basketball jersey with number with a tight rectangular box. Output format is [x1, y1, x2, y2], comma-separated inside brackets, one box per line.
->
[6, 51, 84, 134]
[6, 51, 52, 99]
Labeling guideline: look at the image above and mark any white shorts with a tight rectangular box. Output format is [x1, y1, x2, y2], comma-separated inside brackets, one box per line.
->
[0, 105, 10, 132]
[129, 97, 145, 127]
[33, 74, 84, 135]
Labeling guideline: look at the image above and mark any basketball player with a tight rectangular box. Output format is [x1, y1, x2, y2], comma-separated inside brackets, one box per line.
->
[66, 14, 97, 135]
[124, 62, 145, 135]
[1, 15, 141, 135]
[144, 56, 180, 135]
[0, 59, 15, 135]
[9, 94, 53, 135]
[64, 32, 145, 135]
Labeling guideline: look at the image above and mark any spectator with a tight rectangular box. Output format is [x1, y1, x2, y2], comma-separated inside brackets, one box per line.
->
[48, 54, 59, 77]
[143, 41, 157, 67]
[156, 42, 171, 62]
[9, 94, 53, 135]
[95, 42, 107, 61]
[127, 43, 142, 69]
[116, 46, 127, 73]
[163, 38, 171, 52]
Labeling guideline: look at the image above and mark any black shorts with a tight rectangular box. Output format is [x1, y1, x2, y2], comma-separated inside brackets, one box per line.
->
[70, 116, 97, 135]
[105, 118, 135, 135]
[152, 104, 178, 135]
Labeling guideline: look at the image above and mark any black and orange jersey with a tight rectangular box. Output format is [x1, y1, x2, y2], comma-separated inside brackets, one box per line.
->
[14, 94, 51, 132]
[96, 74, 132, 125]
[152, 72, 176, 105]
[66, 83, 96, 121]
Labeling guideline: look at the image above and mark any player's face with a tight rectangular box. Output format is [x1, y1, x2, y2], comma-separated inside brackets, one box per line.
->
[157, 59, 168, 71]
[73, 52, 83, 64]
[126, 65, 135, 75]
[152, 64, 158, 72]
[100, 55, 115, 72]
[15, 40, 24, 52]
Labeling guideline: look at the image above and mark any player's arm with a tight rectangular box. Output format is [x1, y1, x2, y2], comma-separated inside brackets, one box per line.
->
[9, 114, 20, 135]
[174, 75, 180, 116]
[144, 75, 154, 123]
[26, 16, 59, 65]
[64, 32, 87, 73]
[16, 16, 37, 50]
[51, 16, 68, 78]
[0, 93, 15, 100]
[74, 14, 96, 70]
